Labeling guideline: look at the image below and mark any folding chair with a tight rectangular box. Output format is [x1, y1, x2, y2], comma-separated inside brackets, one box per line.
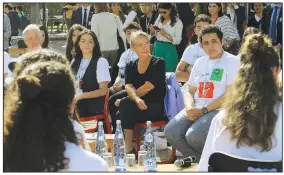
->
[208, 151, 282, 172]
[79, 89, 112, 134]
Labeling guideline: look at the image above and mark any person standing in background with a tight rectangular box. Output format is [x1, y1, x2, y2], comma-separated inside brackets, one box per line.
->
[91, 4, 126, 73]
[176, 3, 195, 60]
[4, 13, 11, 52]
[5, 4, 20, 44]
[71, 3, 95, 29]
[248, 3, 265, 29]
[63, 3, 79, 30]
[150, 3, 183, 72]
[110, 3, 127, 24]
[123, 3, 143, 28]
[16, 5, 29, 36]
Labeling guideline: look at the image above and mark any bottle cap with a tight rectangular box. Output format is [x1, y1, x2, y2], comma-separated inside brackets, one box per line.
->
[98, 121, 103, 125]
[116, 120, 121, 124]
[146, 121, 151, 125]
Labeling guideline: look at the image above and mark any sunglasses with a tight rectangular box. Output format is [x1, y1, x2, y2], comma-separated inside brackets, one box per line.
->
[159, 11, 167, 14]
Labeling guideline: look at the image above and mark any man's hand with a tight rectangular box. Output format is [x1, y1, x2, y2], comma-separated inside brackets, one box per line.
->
[135, 98, 147, 110]
[186, 107, 203, 121]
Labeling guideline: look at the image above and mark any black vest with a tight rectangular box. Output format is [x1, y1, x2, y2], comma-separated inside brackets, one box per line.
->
[71, 57, 105, 117]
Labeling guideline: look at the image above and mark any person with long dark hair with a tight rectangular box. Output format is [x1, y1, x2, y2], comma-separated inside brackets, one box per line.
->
[38, 25, 49, 49]
[208, 3, 240, 55]
[198, 33, 282, 171]
[150, 3, 183, 72]
[7, 50, 91, 151]
[110, 3, 127, 24]
[65, 24, 87, 62]
[71, 30, 111, 118]
[4, 60, 108, 171]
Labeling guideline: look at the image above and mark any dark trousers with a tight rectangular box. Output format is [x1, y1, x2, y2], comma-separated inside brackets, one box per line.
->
[118, 97, 166, 129]
[108, 90, 127, 133]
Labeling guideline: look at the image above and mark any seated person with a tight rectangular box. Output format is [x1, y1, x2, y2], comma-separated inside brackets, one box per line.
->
[118, 31, 167, 154]
[175, 14, 211, 83]
[70, 30, 111, 118]
[4, 61, 107, 171]
[109, 22, 141, 133]
[198, 34, 282, 171]
[164, 25, 240, 161]
[6, 50, 90, 151]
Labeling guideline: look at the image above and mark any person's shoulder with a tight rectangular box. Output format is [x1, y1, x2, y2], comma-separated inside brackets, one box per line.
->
[97, 57, 109, 67]
[64, 142, 107, 171]
[223, 52, 239, 62]
[73, 6, 81, 12]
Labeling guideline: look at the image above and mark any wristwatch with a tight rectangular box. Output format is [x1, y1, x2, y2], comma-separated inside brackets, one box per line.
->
[202, 107, 209, 114]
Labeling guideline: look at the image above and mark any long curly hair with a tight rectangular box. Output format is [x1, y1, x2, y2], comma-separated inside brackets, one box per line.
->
[4, 61, 78, 172]
[223, 34, 281, 152]
[66, 24, 87, 62]
[158, 3, 178, 27]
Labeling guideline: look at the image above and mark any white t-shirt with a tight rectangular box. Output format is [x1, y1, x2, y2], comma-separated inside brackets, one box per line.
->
[4, 52, 12, 77]
[62, 142, 108, 171]
[117, 49, 138, 85]
[73, 57, 111, 84]
[154, 15, 183, 45]
[198, 103, 283, 171]
[181, 43, 207, 65]
[188, 51, 240, 108]
[91, 12, 127, 51]
[72, 120, 91, 151]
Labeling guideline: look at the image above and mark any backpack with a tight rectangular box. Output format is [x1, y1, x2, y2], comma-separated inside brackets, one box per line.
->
[19, 15, 29, 30]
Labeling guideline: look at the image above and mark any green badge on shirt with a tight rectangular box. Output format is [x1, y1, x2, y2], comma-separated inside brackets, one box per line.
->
[210, 68, 224, 82]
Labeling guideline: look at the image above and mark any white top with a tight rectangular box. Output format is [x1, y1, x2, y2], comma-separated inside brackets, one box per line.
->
[123, 10, 137, 28]
[154, 15, 183, 45]
[81, 5, 91, 26]
[198, 103, 283, 171]
[187, 51, 240, 108]
[181, 42, 207, 65]
[226, 6, 237, 28]
[4, 52, 12, 77]
[72, 120, 91, 151]
[72, 57, 111, 83]
[117, 49, 138, 84]
[62, 142, 108, 171]
[255, 14, 262, 22]
[91, 12, 127, 51]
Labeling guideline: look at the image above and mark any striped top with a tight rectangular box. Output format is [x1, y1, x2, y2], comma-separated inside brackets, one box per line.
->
[215, 15, 240, 44]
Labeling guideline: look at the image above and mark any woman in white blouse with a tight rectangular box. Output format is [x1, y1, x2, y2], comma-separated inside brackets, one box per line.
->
[198, 34, 282, 171]
[150, 3, 183, 72]
[208, 3, 240, 55]
[91, 4, 126, 69]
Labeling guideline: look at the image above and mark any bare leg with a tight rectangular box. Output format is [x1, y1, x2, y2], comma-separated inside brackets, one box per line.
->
[124, 129, 134, 152]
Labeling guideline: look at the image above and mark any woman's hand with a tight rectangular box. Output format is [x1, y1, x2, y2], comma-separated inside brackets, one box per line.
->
[158, 28, 168, 37]
[74, 93, 83, 103]
[115, 99, 121, 107]
[135, 98, 147, 110]
[113, 84, 123, 92]
[149, 24, 155, 34]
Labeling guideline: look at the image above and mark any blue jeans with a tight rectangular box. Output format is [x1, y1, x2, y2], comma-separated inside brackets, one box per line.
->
[164, 109, 219, 162]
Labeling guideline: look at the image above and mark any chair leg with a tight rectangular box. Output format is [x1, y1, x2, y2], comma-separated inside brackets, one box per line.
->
[104, 112, 112, 134]
[135, 127, 141, 152]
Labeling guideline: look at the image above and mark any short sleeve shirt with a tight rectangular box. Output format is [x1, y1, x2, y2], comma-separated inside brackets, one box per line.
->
[181, 42, 207, 65]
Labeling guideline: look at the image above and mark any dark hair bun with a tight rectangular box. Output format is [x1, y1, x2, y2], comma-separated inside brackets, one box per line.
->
[247, 34, 268, 53]
[17, 75, 42, 100]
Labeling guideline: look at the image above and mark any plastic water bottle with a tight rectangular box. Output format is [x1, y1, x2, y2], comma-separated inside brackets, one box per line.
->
[113, 120, 127, 172]
[143, 121, 157, 172]
[95, 121, 108, 157]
